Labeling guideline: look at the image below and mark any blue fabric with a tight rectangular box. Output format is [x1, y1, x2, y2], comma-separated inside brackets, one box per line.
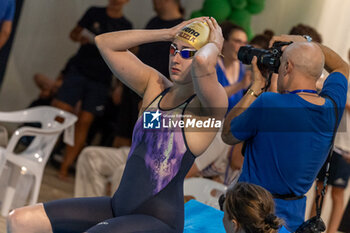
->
[230, 72, 348, 231]
[216, 62, 246, 112]
[0, 0, 15, 23]
[184, 200, 225, 233]
[0, 0, 15, 22]
[279, 226, 291, 233]
[184, 200, 291, 233]
[274, 197, 306, 232]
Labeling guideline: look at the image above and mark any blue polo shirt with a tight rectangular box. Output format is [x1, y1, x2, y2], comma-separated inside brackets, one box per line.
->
[230, 72, 347, 231]
[0, 0, 15, 24]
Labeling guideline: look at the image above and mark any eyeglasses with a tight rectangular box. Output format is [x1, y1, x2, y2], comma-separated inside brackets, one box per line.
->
[169, 44, 197, 59]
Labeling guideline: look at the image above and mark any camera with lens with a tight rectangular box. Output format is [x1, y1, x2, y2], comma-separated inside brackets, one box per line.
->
[238, 41, 292, 73]
[294, 216, 326, 233]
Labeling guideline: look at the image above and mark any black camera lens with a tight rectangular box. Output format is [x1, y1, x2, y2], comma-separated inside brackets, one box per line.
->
[237, 42, 291, 73]
[238, 45, 269, 65]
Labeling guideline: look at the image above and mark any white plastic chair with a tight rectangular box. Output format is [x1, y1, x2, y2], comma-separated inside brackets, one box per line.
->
[0, 125, 8, 147]
[184, 177, 227, 210]
[0, 106, 77, 216]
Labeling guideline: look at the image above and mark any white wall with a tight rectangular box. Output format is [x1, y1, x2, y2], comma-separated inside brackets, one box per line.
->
[0, 0, 349, 111]
[0, 0, 204, 111]
[251, 0, 350, 60]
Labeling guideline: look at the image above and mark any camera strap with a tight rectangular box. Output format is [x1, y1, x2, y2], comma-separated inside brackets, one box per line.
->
[315, 95, 338, 218]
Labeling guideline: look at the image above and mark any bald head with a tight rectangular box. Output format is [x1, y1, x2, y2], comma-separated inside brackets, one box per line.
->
[283, 42, 324, 79]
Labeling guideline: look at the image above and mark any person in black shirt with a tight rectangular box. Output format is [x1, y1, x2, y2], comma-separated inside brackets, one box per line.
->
[137, 0, 184, 78]
[52, 0, 132, 179]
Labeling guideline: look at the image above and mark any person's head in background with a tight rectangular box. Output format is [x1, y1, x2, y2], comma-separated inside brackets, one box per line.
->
[108, 0, 130, 10]
[153, 0, 184, 19]
[250, 30, 274, 49]
[289, 23, 322, 43]
[220, 21, 247, 61]
[223, 182, 284, 233]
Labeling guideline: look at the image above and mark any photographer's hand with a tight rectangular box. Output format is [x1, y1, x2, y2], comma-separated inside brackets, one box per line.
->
[269, 34, 306, 48]
[250, 56, 266, 95]
[222, 56, 265, 145]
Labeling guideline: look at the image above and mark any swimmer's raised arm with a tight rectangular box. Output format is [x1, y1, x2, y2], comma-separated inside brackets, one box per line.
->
[191, 17, 228, 116]
[95, 18, 201, 98]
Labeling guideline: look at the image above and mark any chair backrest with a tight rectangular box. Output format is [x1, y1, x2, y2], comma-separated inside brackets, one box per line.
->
[0, 106, 77, 167]
[0, 106, 75, 125]
[184, 177, 227, 210]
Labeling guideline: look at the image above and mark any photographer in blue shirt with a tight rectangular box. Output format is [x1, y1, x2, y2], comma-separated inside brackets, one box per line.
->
[222, 35, 349, 231]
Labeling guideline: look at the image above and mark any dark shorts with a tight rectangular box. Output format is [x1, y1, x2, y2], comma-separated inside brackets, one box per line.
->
[43, 197, 176, 233]
[55, 67, 109, 116]
[317, 150, 350, 188]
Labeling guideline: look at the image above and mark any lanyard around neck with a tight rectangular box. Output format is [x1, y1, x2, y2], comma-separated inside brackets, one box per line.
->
[288, 89, 318, 94]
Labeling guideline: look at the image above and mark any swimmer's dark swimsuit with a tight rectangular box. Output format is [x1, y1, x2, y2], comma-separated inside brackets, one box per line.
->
[44, 88, 196, 233]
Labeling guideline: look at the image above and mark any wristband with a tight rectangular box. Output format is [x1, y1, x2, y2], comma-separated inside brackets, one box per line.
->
[303, 35, 312, 42]
[247, 88, 259, 98]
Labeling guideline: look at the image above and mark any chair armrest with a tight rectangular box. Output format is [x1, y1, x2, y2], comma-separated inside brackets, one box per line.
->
[5, 126, 66, 154]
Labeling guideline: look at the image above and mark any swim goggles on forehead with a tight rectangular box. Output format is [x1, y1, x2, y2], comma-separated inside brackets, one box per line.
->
[169, 44, 197, 59]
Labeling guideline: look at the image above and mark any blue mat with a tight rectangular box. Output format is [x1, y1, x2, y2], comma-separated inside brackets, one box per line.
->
[184, 200, 226, 233]
[184, 200, 291, 233]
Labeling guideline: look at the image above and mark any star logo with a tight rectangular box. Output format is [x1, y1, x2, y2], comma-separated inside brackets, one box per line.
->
[143, 110, 162, 129]
[150, 110, 161, 122]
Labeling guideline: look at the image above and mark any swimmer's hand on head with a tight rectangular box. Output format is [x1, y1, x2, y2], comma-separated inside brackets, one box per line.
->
[95, 17, 227, 108]
[191, 17, 224, 80]
[166, 17, 208, 41]
[189, 17, 228, 115]
[204, 17, 224, 53]
[94, 17, 207, 98]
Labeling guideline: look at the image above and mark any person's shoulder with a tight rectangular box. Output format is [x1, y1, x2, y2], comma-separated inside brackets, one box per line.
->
[5, 0, 15, 8]
[82, 6, 104, 17]
[259, 92, 282, 102]
[323, 72, 347, 86]
[320, 72, 348, 97]
[1, 0, 15, 21]
[319, 72, 348, 109]
[147, 17, 183, 29]
[165, 17, 184, 28]
[143, 16, 159, 28]
[258, 92, 291, 107]
[86, 6, 104, 13]
[148, 16, 160, 23]
[7, 0, 15, 7]
[168, 17, 184, 24]
[120, 16, 133, 28]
